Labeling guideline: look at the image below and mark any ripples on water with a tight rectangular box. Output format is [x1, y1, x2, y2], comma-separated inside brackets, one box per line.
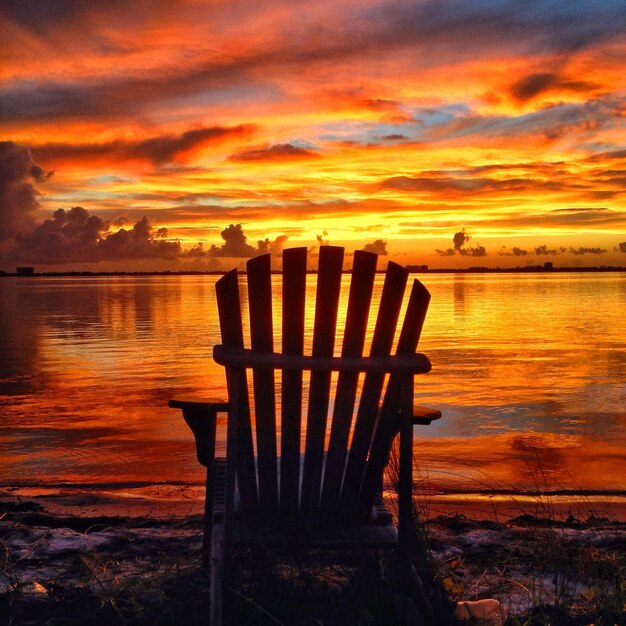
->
[1, 273, 625, 498]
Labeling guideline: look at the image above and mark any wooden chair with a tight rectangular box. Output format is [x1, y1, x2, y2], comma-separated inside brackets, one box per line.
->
[170, 246, 441, 625]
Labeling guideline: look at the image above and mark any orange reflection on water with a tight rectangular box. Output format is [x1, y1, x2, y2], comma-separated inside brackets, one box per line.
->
[0, 272, 624, 506]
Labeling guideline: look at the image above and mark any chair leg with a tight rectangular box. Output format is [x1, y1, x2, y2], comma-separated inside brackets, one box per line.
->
[210, 523, 225, 626]
[202, 466, 215, 572]
[398, 378, 414, 596]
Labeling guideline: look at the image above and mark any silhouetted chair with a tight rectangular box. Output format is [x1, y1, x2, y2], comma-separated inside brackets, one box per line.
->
[170, 246, 441, 625]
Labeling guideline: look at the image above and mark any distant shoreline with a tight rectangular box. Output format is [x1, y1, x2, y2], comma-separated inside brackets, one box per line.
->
[2, 265, 626, 277]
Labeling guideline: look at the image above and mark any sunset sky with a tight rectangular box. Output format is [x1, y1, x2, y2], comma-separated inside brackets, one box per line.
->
[1, 0, 626, 271]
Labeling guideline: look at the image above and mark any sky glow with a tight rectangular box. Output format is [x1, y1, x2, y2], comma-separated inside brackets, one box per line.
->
[1, 0, 626, 270]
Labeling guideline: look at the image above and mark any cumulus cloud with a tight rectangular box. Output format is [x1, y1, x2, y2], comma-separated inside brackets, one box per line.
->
[362, 239, 388, 255]
[208, 224, 256, 257]
[0, 141, 53, 244]
[208, 224, 287, 257]
[98, 216, 182, 260]
[453, 229, 470, 252]
[257, 234, 289, 256]
[12, 208, 182, 263]
[4, 190, 289, 264]
[435, 247, 456, 257]
[615, 242, 626, 253]
[534, 245, 564, 256]
[462, 244, 487, 257]
[499, 246, 529, 256]
[568, 246, 607, 255]
[436, 229, 487, 257]
[180, 242, 209, 258]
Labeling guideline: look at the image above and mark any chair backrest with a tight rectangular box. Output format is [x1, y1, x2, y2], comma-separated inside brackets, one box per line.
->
[215, 246, 430, 527]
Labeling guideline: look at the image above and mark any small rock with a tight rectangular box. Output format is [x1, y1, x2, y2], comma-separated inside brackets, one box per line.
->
[21, 580, 49, 599]
[454, 598, 503, 626]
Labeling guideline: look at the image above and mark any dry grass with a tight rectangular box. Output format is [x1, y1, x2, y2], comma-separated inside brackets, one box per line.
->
[1, 456, 625, 626]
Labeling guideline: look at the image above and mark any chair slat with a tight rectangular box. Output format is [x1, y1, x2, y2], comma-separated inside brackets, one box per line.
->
[339, 261, 408, 518]
[280, 247, 307, 518]
[320, 250, 377, 518]
[301, 245, 344, 516]
[358, 278, 431, 518]
[215, 269, 258, 517]
[247, 254, 278, 518]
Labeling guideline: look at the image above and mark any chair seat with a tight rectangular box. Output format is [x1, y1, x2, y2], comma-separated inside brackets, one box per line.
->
[210, 458, 398, 548]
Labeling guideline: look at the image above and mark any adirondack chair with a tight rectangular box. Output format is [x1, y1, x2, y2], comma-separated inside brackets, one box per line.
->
[169, 246, 441, 625]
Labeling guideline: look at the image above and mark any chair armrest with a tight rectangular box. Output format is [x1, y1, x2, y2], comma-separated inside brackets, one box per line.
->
[169, 397, 229, 411]
[213, 345, 431, 374]
[413, 404, 442, 425]
[169, 397, 229, 467]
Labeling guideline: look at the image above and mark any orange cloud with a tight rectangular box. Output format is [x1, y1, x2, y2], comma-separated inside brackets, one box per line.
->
[229, 143, 318, 162]
[1, 1, 625, 269]
[32, 125, 255, 167]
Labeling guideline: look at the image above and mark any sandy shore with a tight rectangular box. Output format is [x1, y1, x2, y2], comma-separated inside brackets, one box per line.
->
[1, 485, 625, 624]
[4, 482, 625, 522]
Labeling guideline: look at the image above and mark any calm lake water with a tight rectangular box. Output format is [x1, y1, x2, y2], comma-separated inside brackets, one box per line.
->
[1, 272, 625, 502]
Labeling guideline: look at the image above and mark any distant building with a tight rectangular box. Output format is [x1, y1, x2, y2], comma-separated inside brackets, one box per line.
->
[543, 262, 553, 271]
[16, 267, 35, 276]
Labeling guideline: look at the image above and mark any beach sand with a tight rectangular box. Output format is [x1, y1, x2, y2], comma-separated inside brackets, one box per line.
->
[1, 486, 625, 624]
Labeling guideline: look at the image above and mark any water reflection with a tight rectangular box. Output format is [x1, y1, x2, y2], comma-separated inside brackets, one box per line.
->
[452, 274, 466, 319]
[0, 272, 625, 495]
[0, 279, 45, 396]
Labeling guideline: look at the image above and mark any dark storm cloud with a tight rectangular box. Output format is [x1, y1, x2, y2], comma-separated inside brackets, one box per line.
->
[13, 206, 106, 263]
[11, 207, 182, 263]
[32, 126, 254, 166]
[615, 242, 626, 253]
[97, 216, 182, 260]
[0, 141, 53, 242]
[229, 143, 318, 162]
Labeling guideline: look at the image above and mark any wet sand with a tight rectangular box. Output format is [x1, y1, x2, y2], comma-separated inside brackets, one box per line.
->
[4, 483, 625, 522]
